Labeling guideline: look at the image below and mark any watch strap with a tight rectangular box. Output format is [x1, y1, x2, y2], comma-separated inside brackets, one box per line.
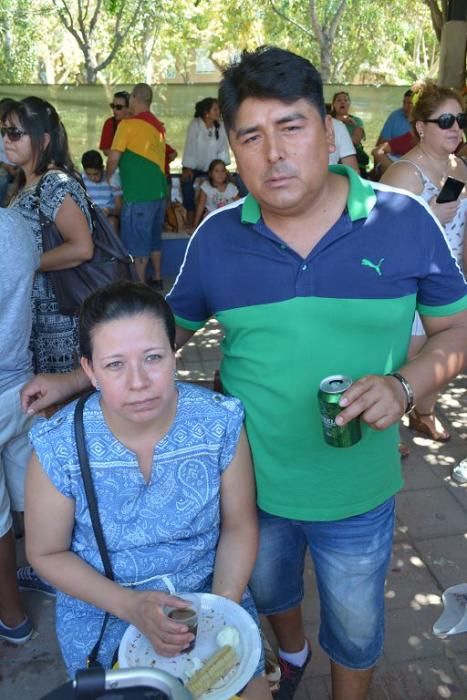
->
[387, 372, 416, 415]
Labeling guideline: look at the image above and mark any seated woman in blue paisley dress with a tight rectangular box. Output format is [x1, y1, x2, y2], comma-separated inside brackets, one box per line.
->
[2, 97, 93, 374]
[24, 281, 270, 699]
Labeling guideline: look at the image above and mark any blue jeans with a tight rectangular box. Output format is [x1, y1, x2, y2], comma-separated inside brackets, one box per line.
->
[249, 497, 395, 669]
[181, 169, 206, 212]
[121, 199, 165, 257]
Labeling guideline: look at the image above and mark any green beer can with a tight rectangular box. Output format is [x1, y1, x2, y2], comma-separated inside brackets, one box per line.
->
[318, 375, 362, 447]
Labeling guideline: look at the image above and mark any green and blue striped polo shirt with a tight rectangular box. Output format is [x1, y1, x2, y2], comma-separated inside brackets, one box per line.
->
[167, 166, 467, 521]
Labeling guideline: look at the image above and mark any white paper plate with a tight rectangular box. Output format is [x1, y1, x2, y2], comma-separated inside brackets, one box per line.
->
[118, 593, 261, 700]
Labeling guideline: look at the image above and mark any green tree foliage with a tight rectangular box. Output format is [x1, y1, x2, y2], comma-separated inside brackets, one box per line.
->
[250, 0, 438, 82]
[0, 0, 40, 82]
[0, 0, 442, 85]
[51, 0, 146, 83]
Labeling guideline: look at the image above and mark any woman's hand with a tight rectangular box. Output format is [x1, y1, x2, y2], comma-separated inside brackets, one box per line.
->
[341, 114, 357, 127]
[429, 196, 460, 225]
[124, 591, 195, 657]
[21, 369, 91, 415]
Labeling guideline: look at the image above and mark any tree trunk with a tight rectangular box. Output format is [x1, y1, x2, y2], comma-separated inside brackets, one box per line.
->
[438, 20, 466, 87]
[320, 39, 332, 82]
[83, 45, 98, 84]
[142, 29, 157, 85]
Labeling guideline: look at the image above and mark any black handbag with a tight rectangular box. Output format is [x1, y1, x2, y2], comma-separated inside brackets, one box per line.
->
[36, 175, 138, 316]
[74, 392, 115, 668]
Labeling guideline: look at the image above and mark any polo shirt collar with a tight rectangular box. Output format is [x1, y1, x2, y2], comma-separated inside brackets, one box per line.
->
[241, 164, 377, 224]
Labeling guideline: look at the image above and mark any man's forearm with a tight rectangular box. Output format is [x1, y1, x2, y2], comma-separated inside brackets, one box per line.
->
[397, 324, 467, 402]
[106, 150, 121, 181]
[212, 524, 258, 603]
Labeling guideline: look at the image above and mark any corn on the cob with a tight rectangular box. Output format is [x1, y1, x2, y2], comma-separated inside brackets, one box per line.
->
[186, 644, 238, 698]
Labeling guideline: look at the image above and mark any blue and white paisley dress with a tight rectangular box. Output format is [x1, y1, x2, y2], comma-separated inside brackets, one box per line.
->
[10, 170, 92, 373]
[30, 383, 264, 678]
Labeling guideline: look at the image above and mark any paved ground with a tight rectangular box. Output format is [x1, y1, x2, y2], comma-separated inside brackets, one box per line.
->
[1, 320, 466, 700]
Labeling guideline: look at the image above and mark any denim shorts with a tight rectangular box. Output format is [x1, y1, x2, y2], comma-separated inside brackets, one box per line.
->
[121, 199, 166, 256]
[0, 380, 35, 537]
[249, 497, 395, 670]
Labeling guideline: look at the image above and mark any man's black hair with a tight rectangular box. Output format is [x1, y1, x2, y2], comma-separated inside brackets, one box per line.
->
[218, 46, 325, 134]
[404, 89, 413, 98]
[81, 149, 104, 171]
[114, 90, 130, 106]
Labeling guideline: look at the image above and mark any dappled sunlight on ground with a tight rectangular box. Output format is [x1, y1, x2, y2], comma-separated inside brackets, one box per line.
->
[409, 555, 425, 568]
[411, 592, 441, 609]
[395, 523, 409, 535]
[416, 436, 444, 451]
[424, 450, 456, 466]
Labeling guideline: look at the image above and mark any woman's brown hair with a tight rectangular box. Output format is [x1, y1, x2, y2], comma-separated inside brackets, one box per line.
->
[411, 79, 462, 137]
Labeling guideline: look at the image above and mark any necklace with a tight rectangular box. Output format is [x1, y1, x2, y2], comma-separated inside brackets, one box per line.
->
[204, 118, 215, 138]
[418, 145, 452, 185]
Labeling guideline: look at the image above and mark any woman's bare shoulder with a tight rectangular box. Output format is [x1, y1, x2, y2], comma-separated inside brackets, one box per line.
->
[380, 154, 424, 195]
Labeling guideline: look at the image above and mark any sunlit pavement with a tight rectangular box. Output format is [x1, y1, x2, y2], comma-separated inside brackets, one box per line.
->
[2, 320, 466, 699]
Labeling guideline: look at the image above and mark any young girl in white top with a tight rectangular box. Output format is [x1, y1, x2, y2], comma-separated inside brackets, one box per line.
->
[193, 159, 239, 229]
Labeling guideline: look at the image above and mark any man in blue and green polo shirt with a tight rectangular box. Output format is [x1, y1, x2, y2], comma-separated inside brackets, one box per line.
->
[167, 47, 467, 700]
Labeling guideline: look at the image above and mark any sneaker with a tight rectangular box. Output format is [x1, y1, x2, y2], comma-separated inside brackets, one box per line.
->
[452, 458, 467, 484]
[17, 566, 56, 597]
[0, 616, 33, 645]
[274, 642, 312, 700]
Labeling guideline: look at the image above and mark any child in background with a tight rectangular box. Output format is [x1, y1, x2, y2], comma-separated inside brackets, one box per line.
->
[81, 150, 122, 232]
[193, 159, 239, 229]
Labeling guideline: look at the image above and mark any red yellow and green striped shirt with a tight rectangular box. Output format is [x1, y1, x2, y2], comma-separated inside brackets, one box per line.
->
[111, 112, 167, 203]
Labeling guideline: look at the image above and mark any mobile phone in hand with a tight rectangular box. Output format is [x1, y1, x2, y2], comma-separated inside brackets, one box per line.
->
[436, 176, 465, 203]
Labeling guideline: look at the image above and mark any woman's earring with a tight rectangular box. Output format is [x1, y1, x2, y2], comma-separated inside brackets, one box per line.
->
[95, 382, 101, 391]
[419, 131, 424, 140]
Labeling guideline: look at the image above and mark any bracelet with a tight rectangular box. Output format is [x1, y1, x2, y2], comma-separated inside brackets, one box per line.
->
[387, 372, 416, 415]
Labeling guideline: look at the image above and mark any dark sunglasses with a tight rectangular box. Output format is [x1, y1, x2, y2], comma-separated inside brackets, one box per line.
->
[0, 125, 28, 141]
[110, 103, 125, 111]
[424, 112, 467, 130]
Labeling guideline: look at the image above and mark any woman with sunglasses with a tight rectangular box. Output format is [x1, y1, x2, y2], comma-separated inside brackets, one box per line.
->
[2, 97, 93, 374]
[99, 91, 130, 156]
[382, 80, 466, 443]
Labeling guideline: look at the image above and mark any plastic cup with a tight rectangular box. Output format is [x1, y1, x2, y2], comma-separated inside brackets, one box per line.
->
[165, 593, 200, 654]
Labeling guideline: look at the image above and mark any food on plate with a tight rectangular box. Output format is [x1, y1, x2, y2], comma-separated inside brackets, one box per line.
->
[216, 625, 240, 650]
[186, 645, 238, 698]
[184, 656, 204, 680]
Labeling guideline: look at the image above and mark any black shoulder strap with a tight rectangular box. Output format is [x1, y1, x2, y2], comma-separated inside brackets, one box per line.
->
[74, 392, 114, 668]
[73, 393, 114, 581]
